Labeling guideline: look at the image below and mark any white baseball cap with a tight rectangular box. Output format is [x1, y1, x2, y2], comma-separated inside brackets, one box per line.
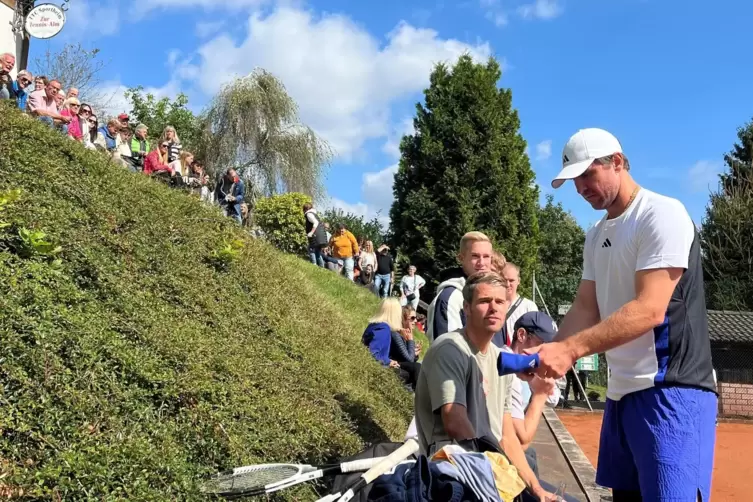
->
[551, 128, 623, 188]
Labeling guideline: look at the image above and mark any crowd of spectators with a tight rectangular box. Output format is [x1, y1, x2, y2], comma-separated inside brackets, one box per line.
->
[0, 52, 247, 225]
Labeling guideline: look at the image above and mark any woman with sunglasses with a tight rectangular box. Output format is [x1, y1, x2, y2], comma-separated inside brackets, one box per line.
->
[144, 141, 176, 179]
[387, 306, 422, 391]
[61, 97, 84, 143]
[78, 104, 96, 149]
[86, 114, 98, 149]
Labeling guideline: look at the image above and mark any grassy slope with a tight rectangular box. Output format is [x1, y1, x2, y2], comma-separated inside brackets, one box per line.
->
[0, 103, 413, 500]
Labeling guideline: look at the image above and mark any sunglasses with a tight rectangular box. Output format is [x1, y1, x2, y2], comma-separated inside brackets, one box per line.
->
[88, 119, 97, 124]
[409, 316, 417, 321]
[19, 79, 30, 84]
[70, 104, 80, 108]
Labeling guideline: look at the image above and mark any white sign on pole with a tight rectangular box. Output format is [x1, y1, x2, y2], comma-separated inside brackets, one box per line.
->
[558, 304, 571, 316]
[25, 4, 66, 39]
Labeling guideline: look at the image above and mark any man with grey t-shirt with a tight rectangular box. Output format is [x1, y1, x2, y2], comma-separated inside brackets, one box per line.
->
[414, 272, 556, 501]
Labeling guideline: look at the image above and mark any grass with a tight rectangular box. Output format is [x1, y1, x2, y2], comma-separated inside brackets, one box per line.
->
[0, 103, 414, 500]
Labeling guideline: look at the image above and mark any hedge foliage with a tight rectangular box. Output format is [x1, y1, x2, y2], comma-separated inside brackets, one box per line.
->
[254, 192, 312, 256]
[0, 103, 413, 500]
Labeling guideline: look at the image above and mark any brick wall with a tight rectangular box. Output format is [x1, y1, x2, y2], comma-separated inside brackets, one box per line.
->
[719, 382, 753, 417]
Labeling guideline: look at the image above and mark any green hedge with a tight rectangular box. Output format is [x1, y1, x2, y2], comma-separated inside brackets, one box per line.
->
[254, 192, 311, 256]
[0, 103, 413, 500]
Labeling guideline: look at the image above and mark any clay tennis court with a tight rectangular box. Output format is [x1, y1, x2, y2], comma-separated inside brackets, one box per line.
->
[558, 410, 753, 501]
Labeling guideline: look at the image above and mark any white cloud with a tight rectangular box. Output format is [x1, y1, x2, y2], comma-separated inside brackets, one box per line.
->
[382, 117, 415, 159]
[687, 160, 723, 193]
[535, 139, 552, 160]
[518, 0, 564, 20]
[185, 6, 492, 159]
[195, 20, 226, 38]
[480, 0, 509, 27]
[64, 0, 120, 38]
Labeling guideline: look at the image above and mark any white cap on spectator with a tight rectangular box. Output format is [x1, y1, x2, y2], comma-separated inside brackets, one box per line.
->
[551, 128, 623, 188]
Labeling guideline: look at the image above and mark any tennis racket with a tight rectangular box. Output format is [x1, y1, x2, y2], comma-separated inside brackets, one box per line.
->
[200, 455, 388, 499]
[332, 438, 420, 502]
[497, 352, 540, 375]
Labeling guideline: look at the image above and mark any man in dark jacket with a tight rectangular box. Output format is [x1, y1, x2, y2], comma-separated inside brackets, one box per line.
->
[215, 168, 245, 224]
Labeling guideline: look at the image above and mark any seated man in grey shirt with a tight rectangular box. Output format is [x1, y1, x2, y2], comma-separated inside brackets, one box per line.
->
[414, 272, 556, 501]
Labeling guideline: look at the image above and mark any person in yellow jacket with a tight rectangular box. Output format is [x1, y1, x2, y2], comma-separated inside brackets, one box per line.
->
[329, 223, 360, 281]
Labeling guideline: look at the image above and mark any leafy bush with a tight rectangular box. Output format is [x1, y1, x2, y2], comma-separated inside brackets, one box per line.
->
[0, 102, 413, 500]
[254, 192, 311, 255]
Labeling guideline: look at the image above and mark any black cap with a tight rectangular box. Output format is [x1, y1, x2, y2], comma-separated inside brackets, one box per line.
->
[513, 311, 557, 343]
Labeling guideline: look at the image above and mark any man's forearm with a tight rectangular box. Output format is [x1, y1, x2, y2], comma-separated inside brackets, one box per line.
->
[441, 403, 476, 441]
[565, 299, 659, 360]
[519, 393, 548, 448]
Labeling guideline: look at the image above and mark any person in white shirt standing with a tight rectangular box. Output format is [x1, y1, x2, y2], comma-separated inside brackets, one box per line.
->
[499, 262, 540, 347]
[526, 128, 717, 502]
[399, 265, 425, 310]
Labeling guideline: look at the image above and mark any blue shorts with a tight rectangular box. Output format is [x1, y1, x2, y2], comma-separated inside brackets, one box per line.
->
[596, 386, 717, 501]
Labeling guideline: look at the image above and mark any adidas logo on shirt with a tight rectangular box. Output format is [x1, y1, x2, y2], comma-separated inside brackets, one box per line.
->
[601, 238, 612, 248]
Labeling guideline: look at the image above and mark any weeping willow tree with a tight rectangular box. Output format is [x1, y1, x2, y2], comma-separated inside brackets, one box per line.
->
[201, 69, 332, 201]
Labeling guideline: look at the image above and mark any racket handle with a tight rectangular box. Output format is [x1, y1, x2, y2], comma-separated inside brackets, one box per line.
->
[337, 438, 419, 501]
[361, 438, 418, 484]
[340, 456, 383, 473]
[497, 352, 540, 375]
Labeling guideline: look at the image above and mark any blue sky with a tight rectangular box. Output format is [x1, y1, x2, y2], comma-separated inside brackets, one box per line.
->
[32, 0, 751, 230]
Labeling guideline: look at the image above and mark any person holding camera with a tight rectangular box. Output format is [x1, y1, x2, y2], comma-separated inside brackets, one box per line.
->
[400, 265, 425, 310]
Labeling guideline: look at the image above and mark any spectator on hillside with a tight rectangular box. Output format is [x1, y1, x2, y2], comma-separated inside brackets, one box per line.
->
[303, 203, 328, 267]
[144, 141, 174, 178]
[358, 240, 377, 272]
[362, 298, 402, 369]
[390, 305, 422, 390]
[84, 113, 98, 150]
[117, 127, 134, 168]
[185, 160, 211, 202]
[426, 231, 493, 342]
[329, 224, 359, 281]
[0, 53, 15, 100]
[169, 151, 194, 179]
[60, 98, 84, 142]
[77, 103, 95, 149]
[54, 91, 64, 109]
[66, 87, 79, 99]
[358, 263, 375, 289]
[95, 119, 121, 153]
[161, 126, 182, 163]
[27, 79, 71, 132]
[499, 262, 539, 347]
[400, 265, 425, 310]
[324, 222, 332, 243]
[128, 124, 150, 170]
[215, 168, 245, 224]
[34, 76, 47, 91]
[118, 113, 130, 129]
[12, 70, 32, 110]
[374, 244, 394, 298]
[321, 246, 342, 273]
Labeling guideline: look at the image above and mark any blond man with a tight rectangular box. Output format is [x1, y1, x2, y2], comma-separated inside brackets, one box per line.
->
[426, 231, 493, 341]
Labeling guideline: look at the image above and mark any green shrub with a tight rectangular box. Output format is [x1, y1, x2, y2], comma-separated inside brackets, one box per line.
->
[254, 192, 311, 255]
[0, 102, 412, 501]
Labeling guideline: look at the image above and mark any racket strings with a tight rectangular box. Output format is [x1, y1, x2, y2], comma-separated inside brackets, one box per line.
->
[205, 465, 301, 493]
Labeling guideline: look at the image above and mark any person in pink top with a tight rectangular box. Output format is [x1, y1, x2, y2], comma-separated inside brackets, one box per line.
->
[27, 79, 71, 132]
[60, 97, 83, 142]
